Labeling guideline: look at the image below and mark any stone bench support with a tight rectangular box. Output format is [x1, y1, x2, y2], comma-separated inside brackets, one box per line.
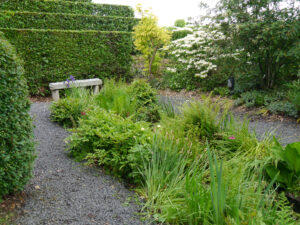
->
[49, 78, 102, 101]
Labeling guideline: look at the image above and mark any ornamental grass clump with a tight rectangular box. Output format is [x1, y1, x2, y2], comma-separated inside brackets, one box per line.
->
[0, 33, 35, 199]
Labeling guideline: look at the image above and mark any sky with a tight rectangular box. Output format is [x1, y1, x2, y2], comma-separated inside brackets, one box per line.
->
[93, 0, 218, 27]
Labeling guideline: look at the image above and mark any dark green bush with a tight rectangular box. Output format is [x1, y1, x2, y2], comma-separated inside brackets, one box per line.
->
[0, 33, 35, 198]
[66, 107, 152, 182]
[171, 29, 193, 41]
[66, 0, 91, 2]
[0, 11, 139, 31]
[240, 91, 265, 108]
[286, 80, 300, 113]
[129, 79, 161, 123]
[0, 29, 133, 95]
[0, 0, 134, 17]
[51, 98, 85, 127]
[50, 88, 93, 127]
[212, 87, 230, 97]
[162, 66, 197, 91]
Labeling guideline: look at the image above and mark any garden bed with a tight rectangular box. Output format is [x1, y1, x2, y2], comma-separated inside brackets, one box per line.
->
[48, 78, 299, 224]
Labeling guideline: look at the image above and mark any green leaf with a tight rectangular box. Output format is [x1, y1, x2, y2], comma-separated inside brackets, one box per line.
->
[282, 142, 300, 174]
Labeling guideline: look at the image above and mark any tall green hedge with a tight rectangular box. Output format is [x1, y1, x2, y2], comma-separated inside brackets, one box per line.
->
[0, 11, 139, 31]
[64, 0, 91, 2]
[0, 0, 134, 17]
[0, 32, 35, 198]
[0, 28, 133, 95]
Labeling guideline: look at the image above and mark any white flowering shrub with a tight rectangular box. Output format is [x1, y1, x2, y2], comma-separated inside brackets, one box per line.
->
[164, 26, 240, 91]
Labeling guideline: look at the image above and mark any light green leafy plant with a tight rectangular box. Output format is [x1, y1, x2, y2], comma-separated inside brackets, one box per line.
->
[133, 4, 171, 77]
[66, 107, 152, 182]
[266, 137, 300, 191]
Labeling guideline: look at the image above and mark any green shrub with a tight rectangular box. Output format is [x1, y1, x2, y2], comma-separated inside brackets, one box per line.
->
[129, 79, 161, 123]
[286, 80, 300, 113]
[212, 87, 230, 97]
[267, 101, 298, 118]
[0, 33, 35, 198]
[65, 0, 91, 2]
[50, 87, 93, 128]
[171, 29, 193, 41]
[0, 29, 133, 95]
[0, 11, 139, 31]
[265, 137, 300, 191]
[66, 107, 152, 181]
[162, 66, 197, 91]
[0, 0, 134, 17]
[240, 91, 265, 107]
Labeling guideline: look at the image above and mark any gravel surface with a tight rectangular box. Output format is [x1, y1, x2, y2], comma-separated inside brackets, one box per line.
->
[160, 95, 300, 145]
[16, 102, 146, 225]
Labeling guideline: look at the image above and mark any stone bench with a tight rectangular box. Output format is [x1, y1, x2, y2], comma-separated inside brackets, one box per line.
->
[49, 78, 102, 101]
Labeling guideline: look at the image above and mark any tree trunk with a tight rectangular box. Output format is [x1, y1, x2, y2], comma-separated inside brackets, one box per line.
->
[149, 47, 158, 79]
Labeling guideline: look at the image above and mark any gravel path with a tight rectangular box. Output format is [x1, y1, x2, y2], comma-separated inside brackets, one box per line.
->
[160, 95, 300, 145]
[16, 102, 146, 225]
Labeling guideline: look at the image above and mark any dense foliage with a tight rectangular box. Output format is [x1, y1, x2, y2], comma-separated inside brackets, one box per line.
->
[1, 29, 133, 95]
[66, 108, 152, 182]
[53, 81, 299, 223]
[164, 26, 238, 91]
[0, 0, 134, 17]
[0, 33, 35, 199]
[215, 0, 300, 89]
[51, 79, 161, 127]
[159, 0, 299, 118]
[0, 11, 139, 31]
[50, 87, 93, 128]
[133, 5, 171, 77]
[129, 79, 161, 123]
[0, 0, 136, 95]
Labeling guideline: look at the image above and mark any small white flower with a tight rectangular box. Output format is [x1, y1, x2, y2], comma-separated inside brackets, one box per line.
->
[141, 127, 145, 131]
[157, 125, 161, 128]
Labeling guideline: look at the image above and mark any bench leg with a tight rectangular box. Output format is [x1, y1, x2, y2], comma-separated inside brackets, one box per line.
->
[51, 90, 60, 101]
[93, 85, 100, 94]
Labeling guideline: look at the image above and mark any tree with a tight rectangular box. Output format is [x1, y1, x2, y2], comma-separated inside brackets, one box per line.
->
[214, 0, 300, 89]
[174, 19, 186, 27]
[133, 4, 171, 77]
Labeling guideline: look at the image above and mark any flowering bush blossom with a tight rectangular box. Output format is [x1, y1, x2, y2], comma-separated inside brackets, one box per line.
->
[166, 26, 240, 79]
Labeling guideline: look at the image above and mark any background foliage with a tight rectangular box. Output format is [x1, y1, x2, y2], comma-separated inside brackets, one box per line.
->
[0, 0, 136, 95]
[0, 11, 138, 31]
[1, 29, 133, 95]
[133, 5, 171, 77]
[0, 0, 134, 17]
[159, 0, 299, 118]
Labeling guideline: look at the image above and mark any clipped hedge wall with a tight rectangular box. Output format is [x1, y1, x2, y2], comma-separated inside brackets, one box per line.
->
[65, 0, 91, 2]
[0, 0, 134, 17]
[0, 32, 35, 198]
[0, 28, 133, 95]
[0, 11, 139, 31]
